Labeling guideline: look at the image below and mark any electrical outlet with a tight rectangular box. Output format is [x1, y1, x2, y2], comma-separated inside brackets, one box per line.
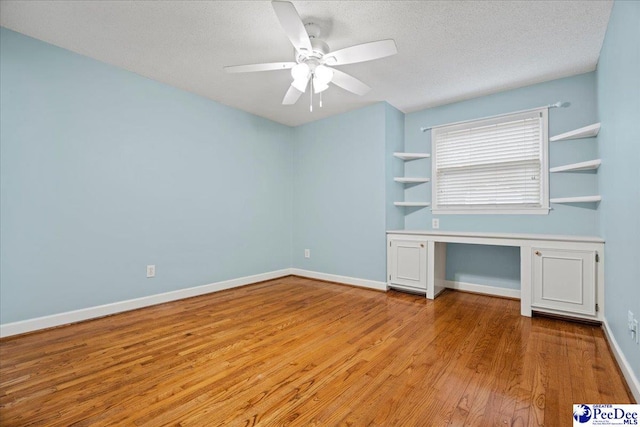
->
[146, 265, 156, 278]
[432, 218, 440, 229]
[630, 311, 639, 344]
[304, 249, 310, 259]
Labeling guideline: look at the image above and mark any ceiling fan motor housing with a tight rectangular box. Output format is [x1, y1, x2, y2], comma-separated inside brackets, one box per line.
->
[297, 38, 329, 63]
[304, 22, 322, 39]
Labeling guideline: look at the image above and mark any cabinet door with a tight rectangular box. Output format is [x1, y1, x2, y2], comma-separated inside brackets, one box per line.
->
[531, 248, 596, 316]
[389, 239, 427, 290]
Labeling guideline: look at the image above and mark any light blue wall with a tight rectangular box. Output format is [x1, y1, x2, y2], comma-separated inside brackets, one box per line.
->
[403, 72, 599, 288]
[385, 103, 405, 230]
[597, 0, 640, 381]
[445, 244, 521, 290]
[291, 104, 387, 282]
[0, 28, 293, 323]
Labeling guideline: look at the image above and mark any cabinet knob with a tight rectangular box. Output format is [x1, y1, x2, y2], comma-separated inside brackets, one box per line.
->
[535, 250, 541, 256]
[420, 243, 424, 248]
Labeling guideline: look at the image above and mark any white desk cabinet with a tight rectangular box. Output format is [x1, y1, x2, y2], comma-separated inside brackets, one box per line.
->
[386, 231, 604, 320]
[387, 236, 428, 293]
[531, 247, 597, 317]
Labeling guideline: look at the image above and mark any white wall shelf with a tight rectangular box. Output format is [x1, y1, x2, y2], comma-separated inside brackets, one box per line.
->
[549, 123, 601, 206]
[550, 196, 602, 204]
[393, 152, 430, 160]
[393, 177, 431, 184]
[394, 202, 431, 207]
[549, 159, 601, 173]
[550, 123, 600, 142]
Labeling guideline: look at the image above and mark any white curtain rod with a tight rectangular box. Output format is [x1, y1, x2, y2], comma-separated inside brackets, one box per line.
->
[419, 101, 570, 132]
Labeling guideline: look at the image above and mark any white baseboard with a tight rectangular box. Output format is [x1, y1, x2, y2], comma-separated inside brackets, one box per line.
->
[0, 269, 292, 338]
[602, 319, 640, 402]
[444, 280, 521, 299]
[290, 268, 388, 291]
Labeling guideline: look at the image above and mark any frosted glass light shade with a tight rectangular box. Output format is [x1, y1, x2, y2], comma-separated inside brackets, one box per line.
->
[291, 63, 310, 80]
[313, 77, 329, 93]
[314, 65, 333, 84]
[291, 77, 309, 92]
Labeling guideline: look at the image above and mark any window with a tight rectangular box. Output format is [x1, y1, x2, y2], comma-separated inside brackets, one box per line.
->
[431, 108, 549, 215]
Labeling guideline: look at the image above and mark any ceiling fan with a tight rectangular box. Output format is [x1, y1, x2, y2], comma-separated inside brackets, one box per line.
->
[223, 1, 398, 111]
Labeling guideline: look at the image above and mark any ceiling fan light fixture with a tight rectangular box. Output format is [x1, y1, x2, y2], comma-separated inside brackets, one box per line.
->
[291, 63, 310, 81]
[314, 65, 334, 85]
[224, 1, 398, 109]
[291, 77, 309, 92]
[312, 76, 329, 93]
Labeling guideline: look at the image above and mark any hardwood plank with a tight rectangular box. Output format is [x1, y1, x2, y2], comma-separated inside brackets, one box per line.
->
[0, 277, 634, 427]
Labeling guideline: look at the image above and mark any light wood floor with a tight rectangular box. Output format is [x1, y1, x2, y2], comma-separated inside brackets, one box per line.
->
[0, 276, 633, 426]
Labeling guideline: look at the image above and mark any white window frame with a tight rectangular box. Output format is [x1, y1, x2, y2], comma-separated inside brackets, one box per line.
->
[431, 108, 549, 215]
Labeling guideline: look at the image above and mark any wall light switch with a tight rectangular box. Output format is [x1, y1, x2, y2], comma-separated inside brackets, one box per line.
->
[304, 249, 310, 259]
[432, 218, 440, 229]
[146, 265, 156, 278]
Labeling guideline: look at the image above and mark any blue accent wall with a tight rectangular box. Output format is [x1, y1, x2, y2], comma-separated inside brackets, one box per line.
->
[291, 104, 388, 282]
[0, 28, 293, 323]
[597, 0, 640, 382]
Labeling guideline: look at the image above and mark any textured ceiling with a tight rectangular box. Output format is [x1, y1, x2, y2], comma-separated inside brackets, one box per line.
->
[0, 1, 613, 127]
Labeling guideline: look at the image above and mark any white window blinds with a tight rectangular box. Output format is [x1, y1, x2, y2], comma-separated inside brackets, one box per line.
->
[432, 108, 548, 214]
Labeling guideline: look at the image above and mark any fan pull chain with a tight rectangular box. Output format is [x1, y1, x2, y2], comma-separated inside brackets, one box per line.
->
[310, 77, 314, 112]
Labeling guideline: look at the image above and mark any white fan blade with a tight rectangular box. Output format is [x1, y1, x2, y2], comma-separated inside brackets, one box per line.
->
[330, 69, 371, 96]
[224, 62, 296, 73]
[282, 84, 304, 105]
[272, 1, 312, 53]
[326, 39, 397, 66]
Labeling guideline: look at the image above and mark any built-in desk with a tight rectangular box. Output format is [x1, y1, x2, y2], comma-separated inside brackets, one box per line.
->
[387, 230, 604, 320]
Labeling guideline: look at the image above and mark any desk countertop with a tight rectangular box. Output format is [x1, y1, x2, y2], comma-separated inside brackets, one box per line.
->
[386, 230, 605, 244]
